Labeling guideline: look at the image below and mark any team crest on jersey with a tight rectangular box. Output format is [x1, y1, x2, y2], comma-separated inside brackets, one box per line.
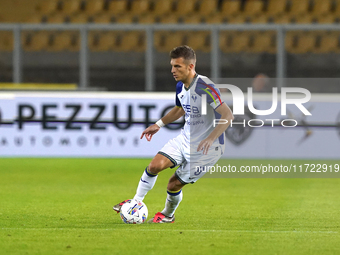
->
[191, 95, 197, 102]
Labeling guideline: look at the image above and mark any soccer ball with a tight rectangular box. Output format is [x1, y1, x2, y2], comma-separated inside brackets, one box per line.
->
[120, 199, 148, 224]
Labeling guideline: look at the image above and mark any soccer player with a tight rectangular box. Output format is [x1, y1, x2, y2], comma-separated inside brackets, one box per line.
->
[113, 45, 234, 223]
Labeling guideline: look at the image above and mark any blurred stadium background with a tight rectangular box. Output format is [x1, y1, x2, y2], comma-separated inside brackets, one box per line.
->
[1, 0, 340, 92]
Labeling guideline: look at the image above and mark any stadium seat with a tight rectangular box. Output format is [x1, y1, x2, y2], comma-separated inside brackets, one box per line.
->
[22, 31, 50, 51]
[252, 31, 276, 53]
[251, 15, 269, 23]
[292, 14, 314, 24]
[47, 31, 77, 51]
[316, 15, 336, 24]
[46, 13, 67, 23]
[88, 31, 120, 51]
[186, 31, 210, 52]
[35, 0, 59, 15]
[25, 15, 44, 23]
[243, 0, 265, 17]
[226, 15, 247, 24]
[333, 0, 340, 15]
[315, 32, 340, 53]
[92, 13, 114, 23]
[219, 31, 251, 53]
[137, 14, 156, 24]
[181, 14, 203, 24]
[288, 0, 311, 16]
[220, 0, 242, 17]
[285, 31, 298, 53]
[152, 0, 174, 15]
[154, 31, 185, 52]
[197, 0, 218, 16]
[84, 0, 105, 16]
[288, 32, 316, 53]
[266, 0, 288, 16]
[0, 31, 13, 51]
[174, 0, 197, 16]
[311, 0, 332, 17]
[158, 14, 179, 23]
[130, 0, 151, 15]
[273, 14, 292, 23]
[107, 0, 128, 15]
[69, 13, 90, 23]
[204, 14, 226, 23]
[60, 0, 82, 15]
[114, 14, 135, 23]
[119, 31, 145, 52]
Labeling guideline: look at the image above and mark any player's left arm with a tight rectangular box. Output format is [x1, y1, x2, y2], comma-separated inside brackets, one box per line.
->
[197, 103, 234, 155]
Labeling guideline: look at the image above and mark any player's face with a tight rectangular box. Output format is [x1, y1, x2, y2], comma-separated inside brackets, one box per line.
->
[170, 57, 192, 84]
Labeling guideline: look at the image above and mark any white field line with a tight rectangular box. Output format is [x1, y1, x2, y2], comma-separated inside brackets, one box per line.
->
[1, 228, 338, 234]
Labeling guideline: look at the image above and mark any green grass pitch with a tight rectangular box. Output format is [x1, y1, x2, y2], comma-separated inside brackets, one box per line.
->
[1, 158, 340, 255]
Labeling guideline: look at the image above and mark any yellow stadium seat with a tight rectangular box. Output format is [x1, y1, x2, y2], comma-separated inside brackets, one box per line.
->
[46, 13, 66, 23]
[137, 14, 156, 24]
[47, 31, 76, 51]
[251, 15, 269, 23]
[226, 15, 247, 24]
[84, 0, 105, 16]
[36, 0, 59, 15]
[285, 32, 297, 53]
[0, 31, 13, 51]
[92, 13, 114, 23]
[107, 0, 128, 15]
[266, 0, 288, 16]
[119, 31, 145, 52]
[88, 31, 120, 51]
[252, 31, 276, 53]
[315, 32, 340, 53]
[22, 31, 50, 51]
[154, 31, 185, 52]
[182, 14, 203, 24]
[114, 14, 135, 23]
[60, 0, 82, 15]
[243, 0, 264, 17]
[220, 0, 242, 17]
[158, 14, 179, 23]
[186, 31, 210, 52]
[273, 14, 291, 23]
[288, 0, 311, 16]
[289, 32, 316, 54]
[220, 31, 251, 53]
[130, 0, 151, 15]
[198, 0, 218, 16]
[69, 13, 90, 23]
[204, 14, 226, 23]
[292, 14, 314, 24]
[311, 0, 332, 16]
[333, 0, 340, 15]
[153, 0, 174, 15]
[316, 15, 336, 24]
[25, 15, 44, 23]
[174, 0, 197, 16]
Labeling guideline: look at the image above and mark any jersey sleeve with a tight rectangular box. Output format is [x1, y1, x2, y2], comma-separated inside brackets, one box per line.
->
[195, 77, 223, 110]
[175, 82, 183, 107]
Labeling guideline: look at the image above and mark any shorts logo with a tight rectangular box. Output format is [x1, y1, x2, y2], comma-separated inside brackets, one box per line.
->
[194, 168, 202, 176]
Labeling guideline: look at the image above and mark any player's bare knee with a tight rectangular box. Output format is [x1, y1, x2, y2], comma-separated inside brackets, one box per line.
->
[148, 161, 163, 175]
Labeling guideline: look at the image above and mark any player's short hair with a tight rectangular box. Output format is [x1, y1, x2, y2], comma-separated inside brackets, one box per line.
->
[170, 45, 196, 63]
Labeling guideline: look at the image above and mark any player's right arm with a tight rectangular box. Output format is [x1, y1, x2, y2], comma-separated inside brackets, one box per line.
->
[140, 106, 185, 141]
